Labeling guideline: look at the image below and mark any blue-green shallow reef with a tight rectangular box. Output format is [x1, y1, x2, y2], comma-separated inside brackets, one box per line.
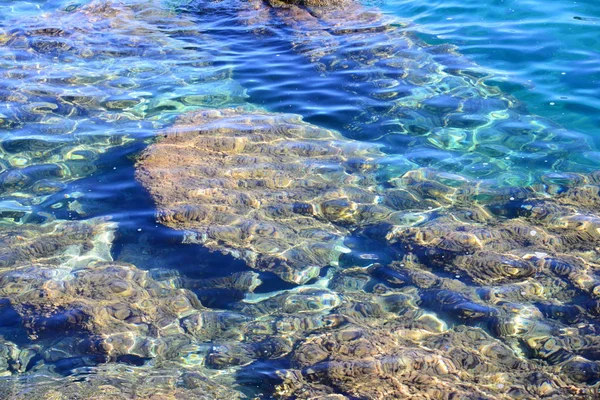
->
[1, 0, 600, 399]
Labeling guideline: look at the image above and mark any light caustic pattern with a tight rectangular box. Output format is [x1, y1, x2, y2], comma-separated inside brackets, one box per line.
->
[0, 0, 245, 217]
[1, 0, 600, 399]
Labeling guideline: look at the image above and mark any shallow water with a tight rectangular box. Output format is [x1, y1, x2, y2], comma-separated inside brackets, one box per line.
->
[382, 0, 600, 140]
[0, 0, 599, 398]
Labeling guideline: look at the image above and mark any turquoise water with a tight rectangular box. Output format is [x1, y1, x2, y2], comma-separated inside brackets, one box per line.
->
[382, 0, 600, 141]
[0, 0, 599, 398]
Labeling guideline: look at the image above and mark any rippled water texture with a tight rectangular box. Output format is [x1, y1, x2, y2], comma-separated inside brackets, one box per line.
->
[383, 0, 600, 139]
[0, 0, 600, 398]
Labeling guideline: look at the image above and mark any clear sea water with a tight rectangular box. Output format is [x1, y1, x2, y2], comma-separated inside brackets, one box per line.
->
[383, 0, 600, 142]
[0, 0, 599, 398]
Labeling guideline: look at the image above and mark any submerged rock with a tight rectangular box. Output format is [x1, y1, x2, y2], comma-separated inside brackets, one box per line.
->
[0, 218, 115, 270]
[3, 215, 599, 398]
[0, 338, 35, 377]
[4, 0, 600, 398]
[0, 363, 244, 400]
[0, 217, 253, 397]
[10, 261, 207, 358]
[132, 98, 600, 393]
[136, 107, 388, 283]
[274, 324, 586, 399]
[266, 0, 351, 7]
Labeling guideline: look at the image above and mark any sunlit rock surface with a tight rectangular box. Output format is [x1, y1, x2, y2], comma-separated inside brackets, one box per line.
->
[0, 219, 207, 361]
[0, 363, 243, 400]
[2, 212, 600, 397]
[136, 107, 390, 283]
[0, 218, 250, 397]
[135, 104, 600, 396]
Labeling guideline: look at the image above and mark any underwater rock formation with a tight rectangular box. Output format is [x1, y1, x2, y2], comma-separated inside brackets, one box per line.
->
[0, 363, 243, 400]
[9, 261, 207, 358]
[0, 338, 36, 377]
[3, 215, 600, 397]
[0, 218, 115, 270]
[374, 174, 600, 376]
[3, 0, 600, 397]
[265, 0, 351, 7]
[274, 325, 582, 399]
[136, 107, 389, 283]
[135, 104, 600, 288]
[0, 223, 235, 364]
[0, 218, 252, 397]
[253, 263, 600, 398]
[134, 101, 600, 395]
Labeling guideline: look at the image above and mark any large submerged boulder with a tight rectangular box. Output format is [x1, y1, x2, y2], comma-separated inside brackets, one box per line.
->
[136, 107, 388, 283]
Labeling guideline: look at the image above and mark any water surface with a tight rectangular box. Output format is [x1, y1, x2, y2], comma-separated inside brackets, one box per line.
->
[0, 0, 599, 398]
